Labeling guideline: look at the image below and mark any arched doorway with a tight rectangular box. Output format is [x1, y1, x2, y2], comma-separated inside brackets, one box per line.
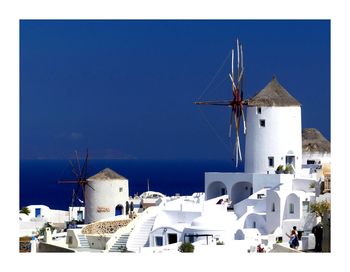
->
[115, 205, 123, 216]
[206, 181, 227, 200]
[231, 181, 253, 205]
[283, 193, 300, 219]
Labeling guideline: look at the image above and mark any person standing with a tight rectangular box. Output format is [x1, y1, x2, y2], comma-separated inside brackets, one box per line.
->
[312, 223, 324, 252]
[286, 229, 299, 249]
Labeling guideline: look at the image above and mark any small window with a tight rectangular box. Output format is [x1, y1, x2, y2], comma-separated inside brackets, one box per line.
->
[253, 221, 256, 228]
[257, 107, 262, 114]
[155, 236, 163, 247]
[35, 208, 41, 218]
[307, 160, 315, 165]
[302, 201, 310, 213]
[259, 119, 265, 127]
[272, 202, 275, 212]
[119, 187, 123, 192]
[289, 203, 294, 214]
[268, 156, 274, 167]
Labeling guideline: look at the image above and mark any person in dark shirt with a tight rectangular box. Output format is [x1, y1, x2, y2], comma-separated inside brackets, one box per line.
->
[312, 223, 324, 252]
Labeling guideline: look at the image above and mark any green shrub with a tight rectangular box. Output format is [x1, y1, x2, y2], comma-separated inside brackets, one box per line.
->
[309, 181, 316, 188]
[284, 164, 293, 174]
[310, 200, 330, 220]
[275, 165, 284, 173]
[20, 206, 31, 215]
[178, 242, 194, 253]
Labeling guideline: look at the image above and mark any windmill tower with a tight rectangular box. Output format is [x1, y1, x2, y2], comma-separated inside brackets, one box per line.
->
[84, 168, 129, 224]
[194, 39, 302, 174]
[244, 77, 302, 174]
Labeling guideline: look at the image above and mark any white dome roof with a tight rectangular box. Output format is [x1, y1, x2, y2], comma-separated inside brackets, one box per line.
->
[191, 213, 233, 230]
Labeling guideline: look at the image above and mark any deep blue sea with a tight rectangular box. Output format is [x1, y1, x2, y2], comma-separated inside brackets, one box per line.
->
[20, 159, 242, 210]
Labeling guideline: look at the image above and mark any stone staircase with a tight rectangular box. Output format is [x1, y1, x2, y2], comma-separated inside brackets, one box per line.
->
[126, 212, 157, 252]
[77, 234, 90, 248]
[109, 233, 130, 252]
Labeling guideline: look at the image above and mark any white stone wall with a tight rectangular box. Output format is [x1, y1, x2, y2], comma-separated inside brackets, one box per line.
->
[252, 173, 290, 193]
[153, 210, 201, 230]
[245, 106, 302, 174]
[84, 178, 129, 224]
[302, 152, 331, 165]
[204, 172, 253, 202]
[292, 178, 315, 192]
[243, 213, 267, 234]
[266, 190, 282, 234]
[26, 205, 51, 219]
[283, 193, 301, 220]
[49, 209, 69, 223]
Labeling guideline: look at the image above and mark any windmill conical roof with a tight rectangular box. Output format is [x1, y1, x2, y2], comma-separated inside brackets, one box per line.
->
[302, 128, 330, 153]
[88, 168, 127, 181]
[247, 77, 301, 107]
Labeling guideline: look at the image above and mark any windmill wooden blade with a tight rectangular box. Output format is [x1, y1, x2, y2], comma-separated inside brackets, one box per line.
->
[237, 67, 244, 85]
[81, 182, 85, 202]
[85, 181, 95, 191]
[81, 149, 89, 181]
[231, 48, 234, 82]
[229, 109, 234, 138]
[194, 100, 232, 106]
[237, 38, 240, 77]
[241, 107, 247, 134]
[237, 134, 242, 161]
[68, 159, 80, 179]
[75, 150, 83, 181]
[194, 38, 247, 167]
[58, 180, 79, 184]
[229, 73, 237, 90]
[59, 149, 90, 210]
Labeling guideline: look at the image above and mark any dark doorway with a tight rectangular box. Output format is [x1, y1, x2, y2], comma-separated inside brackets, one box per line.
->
[115, 205, 123, 216]
[286, 155, 295, 168]
[168, 233, 178, 244]
[77, 210, 83, 222]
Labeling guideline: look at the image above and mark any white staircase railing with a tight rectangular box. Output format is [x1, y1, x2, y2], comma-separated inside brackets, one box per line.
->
[104, 214, 141, 252]
[126, 206, 159, 252]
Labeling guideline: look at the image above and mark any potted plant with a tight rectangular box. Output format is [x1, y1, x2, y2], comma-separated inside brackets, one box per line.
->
[178, 242, 195, 253]
[275, 165, 284, 174]
[284, 164, 293, 174]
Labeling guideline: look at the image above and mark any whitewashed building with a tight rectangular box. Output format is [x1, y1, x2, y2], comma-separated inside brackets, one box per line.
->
[244, 77, 302, 174]
[203, 77, 324, 245]
[19, 205, 69, 237]
[55, 78, 329, 253]
[84, 168, 129, 224]
[302, 128, 331, 165]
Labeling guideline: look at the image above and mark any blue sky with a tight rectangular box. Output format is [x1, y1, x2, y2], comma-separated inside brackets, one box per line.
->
[20, 20, 330, 160]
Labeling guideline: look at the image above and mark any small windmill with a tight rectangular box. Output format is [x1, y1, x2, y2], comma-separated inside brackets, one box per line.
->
[58, 149, 95, 218]
[194, 38, 247, 167]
